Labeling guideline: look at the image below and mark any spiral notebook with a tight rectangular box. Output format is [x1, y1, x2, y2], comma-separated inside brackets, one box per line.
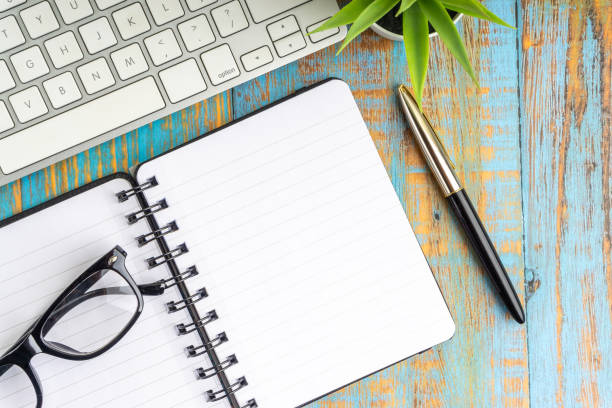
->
[0, 79, 454, 408]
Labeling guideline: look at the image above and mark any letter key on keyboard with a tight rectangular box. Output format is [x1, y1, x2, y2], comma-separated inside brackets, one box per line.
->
[44, 32, 84, 69]
[10, 46, 50, 83]
[0, 16, 25, 53]
[20, 1, 60, 39]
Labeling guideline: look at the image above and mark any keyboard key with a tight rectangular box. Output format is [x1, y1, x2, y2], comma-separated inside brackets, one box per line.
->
[201, 44, 239, 86]
[0, 102, 14, 133]
[94, 0, 124, 9]
[159, 58, 206, 103]
[0, 77, 165, 174]
[146, 0, 184, 26]
[9, 86, 49, 123]
[44, 31, 84, 69]
[211, 0, 248, 38]
[20, 2, 60, 39]
[43, 72, 82, 108]
[267, 15, 300, 41]
[77, 58, 115, 94]
[273, 31, 306, 57]
[10, 46, 50, 83]
[307, 18, 340, 43]
[113, 3, 151, 40]
[240, 45, 273, 72]
[111, 43, 148, 80]
[0, 61, 16, 93]
[178, 15, 215, 52]
[55, 0, 93, 24]
[185, 0, 215, 12]
[0, 0, 26, 12]
[144, 29, 182, 66]
[0, 16, 26, 53]
[244, 0, 308, 23]
[79, 17, 117, 54]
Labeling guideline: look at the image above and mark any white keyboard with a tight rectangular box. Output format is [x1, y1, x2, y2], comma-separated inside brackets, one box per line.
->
[0, 0, 345, 185]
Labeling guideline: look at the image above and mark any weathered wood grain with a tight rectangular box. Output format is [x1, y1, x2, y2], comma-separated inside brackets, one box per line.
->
[233, 1, 528, 406]
[519, 1, 612, 406]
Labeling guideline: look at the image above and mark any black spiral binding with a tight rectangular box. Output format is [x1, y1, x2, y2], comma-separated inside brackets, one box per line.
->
[177, 309, 218, 334]
[158, 266, 199, 289]
[136, 221, 179, 246]
[186, 332, 228, 357]
[118, 178, 255, 408]
[126, 199, 168, 224]
[146, 243, 189, 268]
[116, 177, 158, 202]
[166, 288, 208, 313]
[206, 377, 248, 402]
[196, 354, 238, 379]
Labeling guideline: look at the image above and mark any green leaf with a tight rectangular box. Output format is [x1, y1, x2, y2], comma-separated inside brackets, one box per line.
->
[442, 0, 514, 28]
[395, 0, 417, 17]
[337, 0, 401, 54]
[418, 0, 479, 86]
[309, 0, 374, 35]
[402, 2, 429, 108]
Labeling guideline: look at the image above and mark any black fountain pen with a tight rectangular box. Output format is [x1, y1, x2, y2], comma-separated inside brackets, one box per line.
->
[398, 85, 525, 324]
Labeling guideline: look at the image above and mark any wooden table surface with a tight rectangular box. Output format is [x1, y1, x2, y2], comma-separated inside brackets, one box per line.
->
[1, 0, 610, 406]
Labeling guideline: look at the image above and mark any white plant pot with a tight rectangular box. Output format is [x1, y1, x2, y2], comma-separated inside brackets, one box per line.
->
[371, 12, 463, 41]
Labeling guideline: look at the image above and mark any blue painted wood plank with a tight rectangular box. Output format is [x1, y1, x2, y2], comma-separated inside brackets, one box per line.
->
[519, 1, 612, 406]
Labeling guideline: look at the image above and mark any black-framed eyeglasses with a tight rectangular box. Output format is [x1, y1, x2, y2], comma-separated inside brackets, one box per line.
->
[0, 246, 165, 408]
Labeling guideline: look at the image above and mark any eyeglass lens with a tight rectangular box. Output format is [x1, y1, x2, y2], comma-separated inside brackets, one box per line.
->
[41, 269, 139, 356]
[0, 364, 37, 407]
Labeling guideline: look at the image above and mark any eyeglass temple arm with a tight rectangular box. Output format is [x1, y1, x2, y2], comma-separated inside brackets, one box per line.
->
[41, 284, 165, 338]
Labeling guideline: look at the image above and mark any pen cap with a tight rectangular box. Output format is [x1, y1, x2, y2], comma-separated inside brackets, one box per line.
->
[398, 85, 462, 197]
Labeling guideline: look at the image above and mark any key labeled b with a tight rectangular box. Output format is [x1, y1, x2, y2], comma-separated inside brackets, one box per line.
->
[43, 72, 82, 108]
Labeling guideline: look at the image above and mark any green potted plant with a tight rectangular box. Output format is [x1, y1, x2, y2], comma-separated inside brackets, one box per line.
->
[313, 0, 513, 107]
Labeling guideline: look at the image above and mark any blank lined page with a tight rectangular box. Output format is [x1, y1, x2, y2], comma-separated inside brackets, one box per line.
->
[0, 177, 228, 408]
[137, 79, 455, 407]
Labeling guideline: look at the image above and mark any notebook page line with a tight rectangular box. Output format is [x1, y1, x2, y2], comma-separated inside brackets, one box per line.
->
[32, 350, 185, 408]
[0, 225, 152, 286]
[212, 244, 428, 354]
[189, 202, 402, 309]
[188, 199, 400, 292]
[0, 208, 135, 268]
[149, 120, 366, 218]
[0, 243, 158, 323]
[142, 107, 358, 195]
[245, 283, 446, 385]
[155, 148, 377, 251]
[162, 158, 379, 252]
[174, 161, 385, 270]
